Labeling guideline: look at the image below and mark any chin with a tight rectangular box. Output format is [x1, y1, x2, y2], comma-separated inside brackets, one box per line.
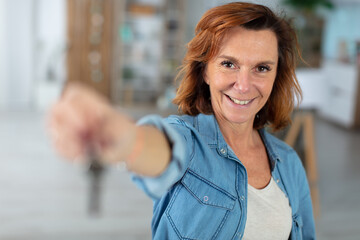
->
[224, 112, 253, 125]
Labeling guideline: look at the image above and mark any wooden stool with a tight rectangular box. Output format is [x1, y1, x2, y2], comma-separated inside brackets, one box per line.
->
[285, 112, 320, 219]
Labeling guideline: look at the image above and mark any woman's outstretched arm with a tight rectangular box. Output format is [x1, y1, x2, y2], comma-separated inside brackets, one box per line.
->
[48, 83, 171, 177]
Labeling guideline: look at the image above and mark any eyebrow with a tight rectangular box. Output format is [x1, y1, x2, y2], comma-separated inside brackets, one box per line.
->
[218, 55, 277, 65]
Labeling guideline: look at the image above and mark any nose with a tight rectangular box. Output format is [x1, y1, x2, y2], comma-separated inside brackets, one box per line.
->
[233, 70, 250, 93]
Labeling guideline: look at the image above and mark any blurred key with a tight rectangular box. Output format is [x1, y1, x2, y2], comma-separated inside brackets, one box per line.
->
[87, 149, 105, 217]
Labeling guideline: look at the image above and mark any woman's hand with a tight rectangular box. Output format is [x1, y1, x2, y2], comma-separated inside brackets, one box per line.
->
[47, 83, 137, 165]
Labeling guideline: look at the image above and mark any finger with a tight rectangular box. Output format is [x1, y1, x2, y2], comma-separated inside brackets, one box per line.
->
[51, 101, 86, 129]
[52, 126, 86, 162]
[48, 102, 91, 160]
[48, 101, 90, 141]
[63, 83, 109, 113]
[62, 85, 112, 134]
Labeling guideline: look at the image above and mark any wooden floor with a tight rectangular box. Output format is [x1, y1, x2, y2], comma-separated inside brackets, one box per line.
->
[0, 110, 359, 239]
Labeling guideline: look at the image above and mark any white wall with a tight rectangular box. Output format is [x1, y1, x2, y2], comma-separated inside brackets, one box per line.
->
[5, 0, 35, 109]
[0, 0, 66, 111]
[34, 0, 66, 110]
[0, 0, 8, 109]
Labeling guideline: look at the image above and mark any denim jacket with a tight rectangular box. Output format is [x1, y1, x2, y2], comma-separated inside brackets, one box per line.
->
[133, 114, 316, 240]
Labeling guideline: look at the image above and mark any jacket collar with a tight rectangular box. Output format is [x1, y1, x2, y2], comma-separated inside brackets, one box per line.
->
[195, 113, 218, 146]
[258, 128, 282, 170]
[195, 113, 281, 170]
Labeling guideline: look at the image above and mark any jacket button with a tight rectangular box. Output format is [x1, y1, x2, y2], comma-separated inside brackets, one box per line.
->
[220, 148, 226, 155]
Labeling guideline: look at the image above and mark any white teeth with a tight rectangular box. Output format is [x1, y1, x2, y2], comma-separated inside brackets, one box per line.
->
[229, 96, 251, 105]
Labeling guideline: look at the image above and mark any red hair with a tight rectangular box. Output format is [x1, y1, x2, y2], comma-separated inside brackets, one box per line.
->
[173, 2, 302, 130]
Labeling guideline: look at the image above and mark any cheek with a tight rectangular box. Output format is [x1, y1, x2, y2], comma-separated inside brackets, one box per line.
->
[212, 71, 234, 88]
[256, 79, 275, 98]
[206, 73, 221, 90]
[205, 63, 231, 87]
[265, 81, 275, 95]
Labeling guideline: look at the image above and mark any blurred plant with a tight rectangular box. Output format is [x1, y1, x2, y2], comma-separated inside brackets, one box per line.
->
[283, 0, 334, 12]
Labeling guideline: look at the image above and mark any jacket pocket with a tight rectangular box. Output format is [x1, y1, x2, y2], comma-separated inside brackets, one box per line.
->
[166, 171, 236, 240]
[292, 213, 303, 240]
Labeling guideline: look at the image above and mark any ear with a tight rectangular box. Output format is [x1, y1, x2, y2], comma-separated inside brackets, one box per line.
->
[203, 76, 209, 85]
[203, 65, 210, 85]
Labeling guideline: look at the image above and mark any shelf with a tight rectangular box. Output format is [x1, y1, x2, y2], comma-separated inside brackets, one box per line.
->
[113, 0, 186, 105]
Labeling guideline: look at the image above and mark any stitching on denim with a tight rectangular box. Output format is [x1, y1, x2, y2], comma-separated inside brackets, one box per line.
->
[189, 132, 195, 161]
[182, 170, 236, 210]
[211, 209, 230, 240]
[189, 169, 236, 200]
[166, 184, 215, 240]
[165, 185, 186, 239]
[183, 183, 231, 209]
[232, 164, 246, 239]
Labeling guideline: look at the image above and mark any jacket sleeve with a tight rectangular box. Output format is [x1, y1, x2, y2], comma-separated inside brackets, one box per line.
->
[131, 115, 194, 200]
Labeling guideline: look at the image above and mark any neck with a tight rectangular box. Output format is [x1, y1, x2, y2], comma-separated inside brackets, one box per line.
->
[215, 115, 259, 151]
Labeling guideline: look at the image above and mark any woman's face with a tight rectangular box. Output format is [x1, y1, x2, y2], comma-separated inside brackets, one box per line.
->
[204, 26, 278, 127]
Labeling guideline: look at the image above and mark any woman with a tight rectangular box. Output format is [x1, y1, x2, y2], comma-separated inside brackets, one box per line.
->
[49, 2, 315, 239]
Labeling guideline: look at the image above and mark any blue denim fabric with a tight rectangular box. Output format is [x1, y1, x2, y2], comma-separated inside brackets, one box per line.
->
[133, 113, 316, 240]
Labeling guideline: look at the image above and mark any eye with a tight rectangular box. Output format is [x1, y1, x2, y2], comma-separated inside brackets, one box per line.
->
[256, 65, 271, 73]
[221, 60, 236, 69]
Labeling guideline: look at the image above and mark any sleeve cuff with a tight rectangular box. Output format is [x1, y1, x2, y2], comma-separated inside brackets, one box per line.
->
[131, 115, 188, 200]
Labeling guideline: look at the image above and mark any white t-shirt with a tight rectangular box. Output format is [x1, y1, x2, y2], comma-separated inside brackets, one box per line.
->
[243, 177, 292, 240]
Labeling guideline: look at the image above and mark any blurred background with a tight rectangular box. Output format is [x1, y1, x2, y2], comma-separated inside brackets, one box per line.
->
[0, 0, 359, 239]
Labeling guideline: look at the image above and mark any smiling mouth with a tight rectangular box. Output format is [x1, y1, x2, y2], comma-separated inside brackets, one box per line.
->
[227, 95, 252, 105]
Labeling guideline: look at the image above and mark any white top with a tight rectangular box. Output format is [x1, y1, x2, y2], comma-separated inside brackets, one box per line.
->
[243, 177, 292, 240]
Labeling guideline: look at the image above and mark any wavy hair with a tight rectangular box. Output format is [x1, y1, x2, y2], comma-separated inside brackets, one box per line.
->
[172, 2, 302, 130]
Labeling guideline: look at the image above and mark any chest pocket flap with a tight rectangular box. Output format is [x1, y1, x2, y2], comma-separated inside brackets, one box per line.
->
[181, 171, 236, 210]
